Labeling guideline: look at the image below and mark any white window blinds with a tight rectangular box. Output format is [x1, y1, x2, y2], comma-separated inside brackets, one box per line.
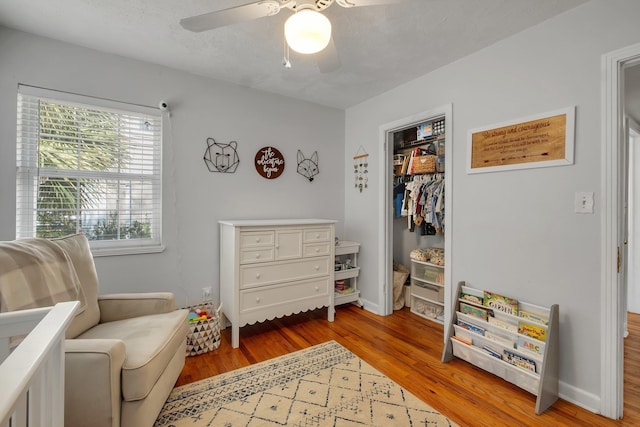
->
[16, 85, 163, 254]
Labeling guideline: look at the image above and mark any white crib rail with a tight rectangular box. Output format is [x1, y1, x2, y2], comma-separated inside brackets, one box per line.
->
[0, 301, 79, 427]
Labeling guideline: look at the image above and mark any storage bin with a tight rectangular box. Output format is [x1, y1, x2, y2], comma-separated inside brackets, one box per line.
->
[411, 296, 444, 320]
[409, 155, 436, 174]
[411, 281, 444, 303]
[404, 284, 412, 308]
[411, 262, 444, 285]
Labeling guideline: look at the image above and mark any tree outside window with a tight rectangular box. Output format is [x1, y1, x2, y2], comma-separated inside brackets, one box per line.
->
[16, 87, 162, 253]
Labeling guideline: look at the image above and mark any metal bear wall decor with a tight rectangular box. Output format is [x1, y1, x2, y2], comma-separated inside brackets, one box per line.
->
[296, 150, 319, 182]
[203, 138, 239, 173]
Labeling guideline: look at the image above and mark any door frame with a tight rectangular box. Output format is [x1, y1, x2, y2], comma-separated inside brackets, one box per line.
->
[601, 41, 640, 419]
[628, 120, 640, 318]
[378, 104, 452, 326]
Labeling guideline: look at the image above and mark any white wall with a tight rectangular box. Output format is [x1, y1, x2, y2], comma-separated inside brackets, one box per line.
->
[344, 0, 640, 413]
[0, 27, 345, 307]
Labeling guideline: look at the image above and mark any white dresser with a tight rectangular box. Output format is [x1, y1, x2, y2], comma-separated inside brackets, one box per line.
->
[219, 219, 336, 348]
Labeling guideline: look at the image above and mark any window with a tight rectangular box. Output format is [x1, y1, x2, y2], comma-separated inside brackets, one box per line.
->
[16, 85, 163, 255]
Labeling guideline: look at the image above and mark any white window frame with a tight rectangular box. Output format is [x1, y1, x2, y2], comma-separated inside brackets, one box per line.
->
[16, 85, 164, 256]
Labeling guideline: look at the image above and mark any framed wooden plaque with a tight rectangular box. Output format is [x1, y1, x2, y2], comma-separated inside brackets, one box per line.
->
[467, 107, 575, 174]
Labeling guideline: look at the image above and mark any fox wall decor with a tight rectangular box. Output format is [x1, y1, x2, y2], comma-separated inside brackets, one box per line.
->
[296, 150, 319, 182]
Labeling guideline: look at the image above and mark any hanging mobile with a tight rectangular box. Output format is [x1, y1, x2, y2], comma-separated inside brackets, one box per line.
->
[353, 145, 369, 193]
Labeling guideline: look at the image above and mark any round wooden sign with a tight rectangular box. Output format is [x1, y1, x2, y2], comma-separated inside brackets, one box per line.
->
[255, 146, 285, 179]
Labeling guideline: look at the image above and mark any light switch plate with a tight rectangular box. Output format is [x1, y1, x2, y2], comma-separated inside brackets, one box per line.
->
[575, 191, 594, 214]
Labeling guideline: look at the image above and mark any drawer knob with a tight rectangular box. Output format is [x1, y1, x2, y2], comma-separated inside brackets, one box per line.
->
[314, 265, 319, 270]
[256, 297, 260, 303]
[256, 237, 260, 243]
[275, 244, 279, 249]
[256, 273, 261, 279]
[314, 286, 319, 291]
[315, 247, 320, 253]
[315, 233, 320, 238]
[255, 253, 260, 259]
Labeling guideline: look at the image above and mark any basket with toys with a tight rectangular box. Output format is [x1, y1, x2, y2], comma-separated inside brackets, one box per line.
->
[185, 303, 222, 356]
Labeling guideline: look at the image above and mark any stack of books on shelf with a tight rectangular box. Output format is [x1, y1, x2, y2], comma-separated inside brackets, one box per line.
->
[453, 287, 549, 375]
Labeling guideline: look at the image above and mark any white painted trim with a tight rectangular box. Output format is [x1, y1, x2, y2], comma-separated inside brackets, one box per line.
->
[378, 104, 453, 331]
[359, 298, 379, 315]
[601, 41, 640, 420]
[558, 380, 601, 415]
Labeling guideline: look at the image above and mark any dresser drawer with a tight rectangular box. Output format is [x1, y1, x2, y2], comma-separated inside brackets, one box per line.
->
[303, 242, 331, 258]
[239, 248, 275, 264]
[240, 231, 274, 248]
[303, 227, 331, 243]
[240, 257, 330, 289]
[240, 277, 329, 313]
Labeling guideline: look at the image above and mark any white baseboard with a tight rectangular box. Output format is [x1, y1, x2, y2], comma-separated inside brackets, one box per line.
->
[558, 380, 601, 415]
[357, 298, 381, 315]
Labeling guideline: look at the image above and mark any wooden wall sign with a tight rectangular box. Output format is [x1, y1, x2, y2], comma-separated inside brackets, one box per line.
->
[255, 146, 285, 179]
[467, 107, 575, 173]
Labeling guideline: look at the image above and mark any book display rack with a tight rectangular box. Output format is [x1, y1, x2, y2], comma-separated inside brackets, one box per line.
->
[442, 281, 559, 414]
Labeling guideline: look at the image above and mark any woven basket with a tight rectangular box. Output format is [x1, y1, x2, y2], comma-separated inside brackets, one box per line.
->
[410, 155, 436, 174]
[185, 303, 222, 356]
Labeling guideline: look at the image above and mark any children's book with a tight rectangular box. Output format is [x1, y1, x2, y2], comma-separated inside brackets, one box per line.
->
[483, 291, 518, 316]
[519, 309, 549, 325]
[452, 335, 472, 346]
[482, 345, 502, 359]
[487, 316, 518, 333]
[460, 302, 489, 321]
[518, 321, 547, 341]
[459, 292, 483, 306]
[457, 320, 485, 336]
[485, 331, 515, 349]
[503, 349, 537, 373]
[517, 336, 545, 356]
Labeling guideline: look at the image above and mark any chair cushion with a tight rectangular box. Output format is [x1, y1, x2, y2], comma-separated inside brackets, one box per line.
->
[51, 234, 101, 338]
[76, 309, 188, 401]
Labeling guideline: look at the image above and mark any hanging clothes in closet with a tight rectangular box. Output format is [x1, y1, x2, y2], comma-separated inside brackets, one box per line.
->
[400, 174, 444, 235]
[393, 176, 406, 218]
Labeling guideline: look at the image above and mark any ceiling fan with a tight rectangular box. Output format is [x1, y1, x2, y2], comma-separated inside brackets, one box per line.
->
[180, 0, 405, 73]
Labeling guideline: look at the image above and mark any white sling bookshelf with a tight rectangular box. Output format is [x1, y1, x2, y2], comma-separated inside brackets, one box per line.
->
[441, 281, 559, 414]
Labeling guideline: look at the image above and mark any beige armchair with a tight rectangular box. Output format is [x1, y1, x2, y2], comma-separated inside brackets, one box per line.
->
[0, 234, 188, 427]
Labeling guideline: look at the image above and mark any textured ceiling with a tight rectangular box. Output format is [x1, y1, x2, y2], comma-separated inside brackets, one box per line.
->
[0, 0, 587, 109]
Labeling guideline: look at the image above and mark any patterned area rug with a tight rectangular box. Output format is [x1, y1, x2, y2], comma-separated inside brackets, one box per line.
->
[155, 341, 457, 427]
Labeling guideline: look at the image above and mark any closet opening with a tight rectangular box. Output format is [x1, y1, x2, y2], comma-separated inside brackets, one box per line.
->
[379, 104, 452, 340]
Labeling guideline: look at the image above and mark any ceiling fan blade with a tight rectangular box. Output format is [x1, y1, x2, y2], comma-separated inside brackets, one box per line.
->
[336, 0, 405, 7]
[180, 1, 284, 32]
[317, 37, 341, 73]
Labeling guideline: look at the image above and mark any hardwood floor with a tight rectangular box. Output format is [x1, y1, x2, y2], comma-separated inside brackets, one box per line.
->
[177, 306, 640, 426]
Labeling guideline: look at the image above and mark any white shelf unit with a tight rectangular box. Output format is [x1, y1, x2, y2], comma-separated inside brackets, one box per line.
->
[442, 281, 559, 414]
[334, 241, 361, 306]
[410, 259, 444, 324]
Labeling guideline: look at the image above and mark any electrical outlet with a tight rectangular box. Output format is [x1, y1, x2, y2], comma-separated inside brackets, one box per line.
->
[202, 286, 212, 302]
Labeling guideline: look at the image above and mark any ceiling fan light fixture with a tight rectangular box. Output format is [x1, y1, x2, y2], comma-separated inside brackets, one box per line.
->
[284, 9, 332, 54]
